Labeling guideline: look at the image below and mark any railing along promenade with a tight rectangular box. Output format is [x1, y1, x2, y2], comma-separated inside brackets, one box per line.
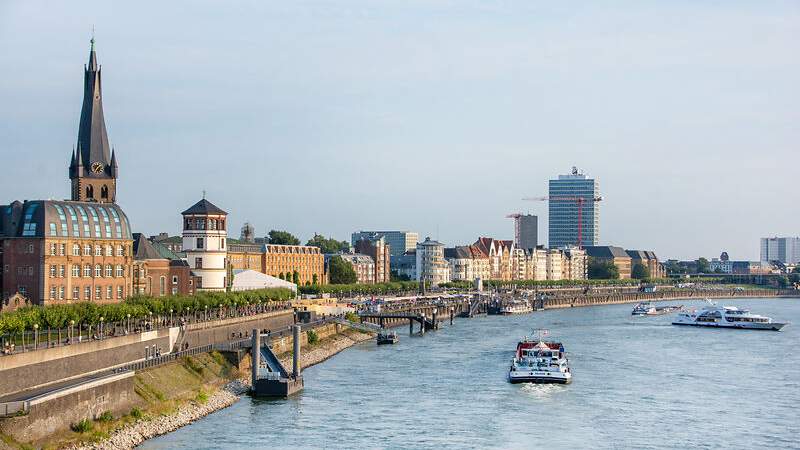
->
[1, 302, 293, 356]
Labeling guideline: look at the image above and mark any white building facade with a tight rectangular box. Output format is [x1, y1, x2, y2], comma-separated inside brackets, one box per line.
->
[182, 199, 228, 291]
[416, 237, 451, 286]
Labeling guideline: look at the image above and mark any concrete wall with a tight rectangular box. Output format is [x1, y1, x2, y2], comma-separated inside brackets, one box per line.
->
[0, 330, 169, 398]
[183, 311, 294, 350]
[0, 373, 136, 443]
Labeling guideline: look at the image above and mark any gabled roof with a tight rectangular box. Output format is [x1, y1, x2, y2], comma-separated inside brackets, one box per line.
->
[133, 233, 164, 260]
[182, 199, 227, 215]
[584, 245, 629, 258]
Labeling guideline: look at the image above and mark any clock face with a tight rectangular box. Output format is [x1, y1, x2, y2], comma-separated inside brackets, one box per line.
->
[91, 162, 104, 173]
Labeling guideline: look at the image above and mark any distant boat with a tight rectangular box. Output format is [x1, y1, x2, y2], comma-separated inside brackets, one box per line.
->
[377, 329, 398, 345]
[501, 302, 533, 315]
[632, 302, 683, 316]
[672, 300, 788, 331]
[508, 329, 572, 384]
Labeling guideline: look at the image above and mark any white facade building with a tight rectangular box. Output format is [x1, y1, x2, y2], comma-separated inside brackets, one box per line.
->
[182, 199, 228, 291]
[416, 237, 451, 286]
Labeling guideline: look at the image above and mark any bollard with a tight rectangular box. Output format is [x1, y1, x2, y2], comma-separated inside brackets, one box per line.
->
[420, 314, 425, 335]
[410, 318, 414, 335]
[251, 329, 260, 388]
[450, 308, 454, 325]
[292, 325, 301, 379]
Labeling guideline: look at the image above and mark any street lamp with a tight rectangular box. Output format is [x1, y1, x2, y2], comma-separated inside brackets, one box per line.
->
[204, 305, 208, 322]
[33, 323, 39, 349]
[100, 317, 104, 339]
[170, 309, 174, 325]
[126, 314, 131, 333]
[69, 320, 75, 343]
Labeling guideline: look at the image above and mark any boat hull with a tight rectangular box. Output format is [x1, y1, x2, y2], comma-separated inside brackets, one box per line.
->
[672, 321, 787, 331]
[508, 373, 572, 384]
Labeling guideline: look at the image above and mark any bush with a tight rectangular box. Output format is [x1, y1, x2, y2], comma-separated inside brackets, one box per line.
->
[71, 418, 94, 433]
[345, 311, 360, 323]
[130, 407, 143, 419]
[307, 330, 319, 345]
[96, 411, 113, 422]
[184, 356, 204, 375]
[195, 390, 208, 404]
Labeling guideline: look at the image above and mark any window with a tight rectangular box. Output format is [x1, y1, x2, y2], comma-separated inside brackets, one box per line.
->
[105, 264, 113, 277]
[116, 265, 124, 277]
[50, 243, 56, 255]
[95, 245, 102, 256]
[221, 238, 225, 249]
[195, 257, 203, 269]
[59, 243, 66, 256]
[159, 276, 166, 296]
[85, 286, 91, 300]
[59, 265, 65, 278]
[50, 223, 58, 236]
[50, 265, 56, 278]
[59, 286, 65, 300]
[73, 287, 79, 299]
[84, 244, 91, 256]
[27, 244, 34, 253]
[172, 287, 178, 295]
[196, 238, 204, 249]
[105, 245, 113, 257]
[116, 245, 123, 256]
[18, 286, 27, 297]
[65, 205, 80, 237]
[72, 265, 80, 277]
[95, 286, 102, 299]
[50, 286, 56, 299]
[72, 244, 80, 256]
[84, 264, 92, 277]
[95, 264, 102, 277]
[117, 286, 123, 299]
[106, 286, 113, 299]
[172, 275, 178, 285]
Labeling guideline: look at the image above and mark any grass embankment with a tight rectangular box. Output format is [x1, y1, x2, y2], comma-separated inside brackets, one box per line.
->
[1, 352, 241, 450]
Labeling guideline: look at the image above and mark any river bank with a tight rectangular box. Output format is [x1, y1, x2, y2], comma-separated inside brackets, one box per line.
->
[59, 328, 373, 450]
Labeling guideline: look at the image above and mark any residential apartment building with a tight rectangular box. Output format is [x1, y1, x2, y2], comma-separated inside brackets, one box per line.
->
[584, 246, 632, 279]
[511, 214, 538, 251]
[228, 242, 326, 286]
[336, 254, 376, 284]
[132, 234, 196, 297]
[473, 237, 515, 281]
[563, 247, 588, 280]
[416, 237, 450, 286]
[760, 237, 800, 264]
[354, 236, 391, 283]
[548, 167, 600, 248]
[626, 250, 666, 278]
[445, 246, 491, 282]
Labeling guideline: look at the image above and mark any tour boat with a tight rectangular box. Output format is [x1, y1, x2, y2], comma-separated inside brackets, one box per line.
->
[632, 302, 683, 316]
[376, 329, 398, 345]
[501, 302, 533, 315]
[508, 330, 572, 384]
[672, 301, 788, 331]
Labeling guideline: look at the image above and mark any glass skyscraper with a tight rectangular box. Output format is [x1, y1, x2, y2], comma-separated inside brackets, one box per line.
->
[548, 168, 600, 248]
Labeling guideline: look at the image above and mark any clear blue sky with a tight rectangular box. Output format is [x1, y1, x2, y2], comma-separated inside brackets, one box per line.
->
[1, 1, 797, 260]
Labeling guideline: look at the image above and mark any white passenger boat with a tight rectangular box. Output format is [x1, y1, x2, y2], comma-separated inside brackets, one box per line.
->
[508, 330, 572, 384]
[672, 300, 788, 331]
[632, 302, 683, 316]
[501, 302, 533, 315]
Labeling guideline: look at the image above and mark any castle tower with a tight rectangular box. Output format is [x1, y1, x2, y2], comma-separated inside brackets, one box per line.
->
[181, 198, 228, 291]
[69, 37, 118, 203]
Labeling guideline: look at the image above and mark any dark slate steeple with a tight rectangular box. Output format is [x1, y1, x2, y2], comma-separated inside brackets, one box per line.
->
[72, 37, 113, 179]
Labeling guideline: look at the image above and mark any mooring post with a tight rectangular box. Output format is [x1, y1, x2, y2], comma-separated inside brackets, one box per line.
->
[450, 307, 454, 325]
[420, 314, 425, 335]
[410, 318, 414, 335]
[251, 328, 260, 388]
[432, 309, 437, 330]
[292, 325, 301, 379]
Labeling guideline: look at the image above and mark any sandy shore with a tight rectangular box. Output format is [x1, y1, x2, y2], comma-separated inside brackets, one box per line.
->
[69, 330, 373, 450]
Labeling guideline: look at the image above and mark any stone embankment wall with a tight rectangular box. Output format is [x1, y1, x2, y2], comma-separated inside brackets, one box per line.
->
[182, 311, 293, 349]
[541, 289, 790, 309]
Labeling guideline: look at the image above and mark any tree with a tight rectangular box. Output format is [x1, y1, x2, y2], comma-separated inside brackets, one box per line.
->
[292, 271, 300, 285]
[696, 257, 710, 274]
[631, 263, 650, 280]
[328, 256, 357, 284]
[268, 230, 300, 246]
[306, 234, 349, 254]
[312, 274, 319, 285]
[794, 267, 800, 274]
[587, 258, 620, 280]
[788, 273, 800, 284]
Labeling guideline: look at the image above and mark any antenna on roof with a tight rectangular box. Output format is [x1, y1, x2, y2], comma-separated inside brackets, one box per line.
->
[202, 189, 206, 200]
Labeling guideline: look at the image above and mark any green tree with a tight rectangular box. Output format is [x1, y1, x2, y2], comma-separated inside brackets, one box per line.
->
[312, 274, 319, 285]
[794, 267, 800, 274]
[306, 234, 350, 254]
[631, 263, 650, 280]
[696, 257, 710, 273]
[328, 256, 357, 284]
[587, 258, 620, 280]
[268, 230, 300, 246]
[292, 271, 300, 285]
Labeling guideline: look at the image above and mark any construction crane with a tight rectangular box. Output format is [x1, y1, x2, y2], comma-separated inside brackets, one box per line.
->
[505, 213, 523, 247]
[521, 195, 603, 248]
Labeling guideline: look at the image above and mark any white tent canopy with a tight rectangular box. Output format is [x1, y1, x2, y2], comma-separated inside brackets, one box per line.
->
[231, 269, 297, 292]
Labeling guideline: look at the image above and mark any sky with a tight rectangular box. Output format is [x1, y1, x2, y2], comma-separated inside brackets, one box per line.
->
[1, 1, 798, 260]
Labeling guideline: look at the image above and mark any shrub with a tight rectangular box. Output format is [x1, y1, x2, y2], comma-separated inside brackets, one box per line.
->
[196, 390, 208, 404]
[96, 411, 113, 422]
[71, 419, 94, 433]
[130, 407, 143, 419]
[345, 311, 360, 323]
[307, 330, 319, 345]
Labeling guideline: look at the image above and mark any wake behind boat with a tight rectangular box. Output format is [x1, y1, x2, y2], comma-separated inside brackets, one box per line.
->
[632, 301, 683, 316]
[508, 329, 572, 384]
[672, 300, 788, 331]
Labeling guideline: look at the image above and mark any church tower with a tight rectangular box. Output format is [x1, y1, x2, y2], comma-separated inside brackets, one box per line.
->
[69, 37, 118, 203]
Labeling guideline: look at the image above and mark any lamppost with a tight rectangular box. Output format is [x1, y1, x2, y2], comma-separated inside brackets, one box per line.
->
[100, 317, 105, 339]
[204, 305, 208, 322]
[126, 314, 131, 333]
[33, 323, 39, 349]
[69, 320, 75, 343]
[148, 311, 153, 330]
[170, 309, 174, 325]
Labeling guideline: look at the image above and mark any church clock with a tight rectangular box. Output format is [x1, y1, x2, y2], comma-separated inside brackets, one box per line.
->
[91, 162, 104, 173]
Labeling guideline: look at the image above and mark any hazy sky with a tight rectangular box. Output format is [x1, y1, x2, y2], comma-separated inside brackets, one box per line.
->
[1, 1, 798, 260]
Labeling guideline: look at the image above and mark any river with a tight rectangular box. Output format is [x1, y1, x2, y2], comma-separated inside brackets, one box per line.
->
[140, 298, 799, 449]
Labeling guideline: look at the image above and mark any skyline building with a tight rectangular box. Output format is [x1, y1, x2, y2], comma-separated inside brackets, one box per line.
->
[351, 230, 418, 260]
[760, 237, 800, 264]
[548, 167, 600, 248]
[512, 214, 538, 251]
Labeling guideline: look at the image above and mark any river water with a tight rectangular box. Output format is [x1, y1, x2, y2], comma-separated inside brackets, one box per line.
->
[140, 298, 799, 449]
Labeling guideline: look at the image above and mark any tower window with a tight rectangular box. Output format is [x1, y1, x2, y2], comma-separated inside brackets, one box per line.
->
[196, 258, 203, 269]
[86, 185, 94, 199]
[101, 185, 109, 199]
[197, 238, 204, 249]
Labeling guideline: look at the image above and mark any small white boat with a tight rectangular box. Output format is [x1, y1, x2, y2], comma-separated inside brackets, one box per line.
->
[632, 302, 683, 316]
[672, 300, 788, 331]
[501, 302, 533, 315]
[508, 330, 572, 384]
